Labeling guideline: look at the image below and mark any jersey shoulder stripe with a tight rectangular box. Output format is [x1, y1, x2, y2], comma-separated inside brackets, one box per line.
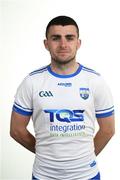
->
[82, 65, 100, 76]
[29, 65, 48, 76]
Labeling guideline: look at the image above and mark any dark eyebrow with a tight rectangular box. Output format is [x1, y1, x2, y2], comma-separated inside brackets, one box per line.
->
[50, 34, 61, 38]
[65, 34, 76, 38]
[50, 34, 76, 38]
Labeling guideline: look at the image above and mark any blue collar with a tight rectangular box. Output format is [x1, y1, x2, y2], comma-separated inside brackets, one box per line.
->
[47, 64, 82, 78]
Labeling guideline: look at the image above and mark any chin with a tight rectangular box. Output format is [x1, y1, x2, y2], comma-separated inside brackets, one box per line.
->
[55, 59, 73, 65]
[53, 56, 75, 65]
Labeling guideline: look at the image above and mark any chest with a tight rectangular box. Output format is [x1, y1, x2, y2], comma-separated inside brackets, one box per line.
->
[32, 78, 94, 111]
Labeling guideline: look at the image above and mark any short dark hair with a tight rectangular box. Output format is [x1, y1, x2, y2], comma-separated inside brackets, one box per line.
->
[45, 16, 79, 38]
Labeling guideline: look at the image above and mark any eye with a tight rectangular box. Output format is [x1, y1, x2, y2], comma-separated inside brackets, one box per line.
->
[66, 35, 75, 41]
[66, 37, 74, 41]
[51, 36, 61, 41]
[52, 37, 59, 41]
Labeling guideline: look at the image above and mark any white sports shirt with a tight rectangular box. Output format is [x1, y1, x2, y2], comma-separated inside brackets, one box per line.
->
[13, 64, 114, 180]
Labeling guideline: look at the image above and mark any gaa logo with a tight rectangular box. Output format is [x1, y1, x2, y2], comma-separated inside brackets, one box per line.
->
[39, 91, 53, 97]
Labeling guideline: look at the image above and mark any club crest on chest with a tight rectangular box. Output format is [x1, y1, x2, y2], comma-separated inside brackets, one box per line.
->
[79, 88, 89, 100]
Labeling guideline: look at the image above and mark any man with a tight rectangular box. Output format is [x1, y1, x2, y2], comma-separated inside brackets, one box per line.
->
[10, 16, 115, 180]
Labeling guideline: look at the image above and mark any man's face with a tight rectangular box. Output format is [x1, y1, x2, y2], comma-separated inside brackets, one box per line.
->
[44, 25, 81, 64]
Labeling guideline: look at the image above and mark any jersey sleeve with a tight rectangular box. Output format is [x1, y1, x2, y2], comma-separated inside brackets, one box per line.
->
[93, 75, 114, 118]
[12, 75, 33, 116]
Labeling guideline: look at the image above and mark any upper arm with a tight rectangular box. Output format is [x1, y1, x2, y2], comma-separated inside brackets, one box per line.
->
[10, 111, 31, 135]
[97, 115, 115, 134]
[93, 75, 115, 131]
[10, 75, 33, 135]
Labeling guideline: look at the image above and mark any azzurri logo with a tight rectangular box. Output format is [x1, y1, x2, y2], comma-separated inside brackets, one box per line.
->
[44, 109, 84, 123]
[39, 91, 53, 97]
[58, 82, 72, 87]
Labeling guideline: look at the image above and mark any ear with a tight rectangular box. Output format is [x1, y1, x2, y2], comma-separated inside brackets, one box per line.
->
[77, 39, 81, 49]
[44, 39, 49, 51]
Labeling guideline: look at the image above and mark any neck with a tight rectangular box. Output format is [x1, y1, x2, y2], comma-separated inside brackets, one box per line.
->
[50, 61, 79, 75]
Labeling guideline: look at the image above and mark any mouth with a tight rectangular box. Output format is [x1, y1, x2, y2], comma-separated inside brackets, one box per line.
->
[58, 51, 69, 54]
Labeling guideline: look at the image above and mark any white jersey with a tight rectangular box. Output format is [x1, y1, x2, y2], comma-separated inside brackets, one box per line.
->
[13, 64, 114, 180]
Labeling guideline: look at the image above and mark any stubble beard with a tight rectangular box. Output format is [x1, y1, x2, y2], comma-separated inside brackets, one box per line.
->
[51, 56, 76, 65]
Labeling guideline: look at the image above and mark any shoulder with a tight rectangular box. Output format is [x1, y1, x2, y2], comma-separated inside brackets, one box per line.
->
[19, 65, 49, 87]
[81, 65, 106, 87]
[26, 65, 49, 81]
[81, 65, 100, 77]
[29, 65, 48, 76]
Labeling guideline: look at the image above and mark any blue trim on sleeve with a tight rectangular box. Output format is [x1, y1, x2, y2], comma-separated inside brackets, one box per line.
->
[95, 106, 114, 112]
[12, 105, 33, 116]
[14, 102, 33, 111]
[96, 110, 114, 118]
[32, 174, 39, 180]
[90, 172, 100, 180]
[47, 64, 82, 78]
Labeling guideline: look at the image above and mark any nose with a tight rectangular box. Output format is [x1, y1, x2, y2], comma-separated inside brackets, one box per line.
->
[59, 38, 67, 48]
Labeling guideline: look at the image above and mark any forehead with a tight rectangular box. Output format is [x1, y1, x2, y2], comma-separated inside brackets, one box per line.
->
[47, 25, 78, 37]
